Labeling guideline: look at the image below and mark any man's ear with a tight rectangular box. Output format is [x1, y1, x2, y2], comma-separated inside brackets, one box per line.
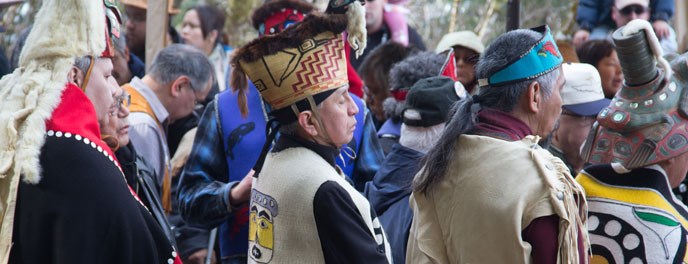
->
[170, 76, 190, 97]
[297, 110, 318, 137]
[68, 67, 84, 87]
[523, 80, 541, 114]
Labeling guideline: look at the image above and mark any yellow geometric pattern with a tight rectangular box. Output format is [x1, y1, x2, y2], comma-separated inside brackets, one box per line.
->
[239, 31, 348, 110]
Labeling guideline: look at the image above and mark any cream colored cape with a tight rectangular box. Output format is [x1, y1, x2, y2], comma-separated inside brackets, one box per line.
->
[407, 134, 589, 264]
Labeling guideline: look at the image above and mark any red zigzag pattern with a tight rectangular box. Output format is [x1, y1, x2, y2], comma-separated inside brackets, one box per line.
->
[292, 40, 344, 92]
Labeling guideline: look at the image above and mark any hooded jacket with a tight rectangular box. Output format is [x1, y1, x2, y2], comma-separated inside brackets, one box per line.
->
[364, 143, 423, 264]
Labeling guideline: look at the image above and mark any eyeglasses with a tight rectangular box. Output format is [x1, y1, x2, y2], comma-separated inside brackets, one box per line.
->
[115, 91, 131, 110]
[619, 5, 647, 16]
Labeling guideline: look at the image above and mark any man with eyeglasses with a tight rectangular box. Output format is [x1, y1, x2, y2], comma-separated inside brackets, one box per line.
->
[573, 0, 676, 52]
[547, 63, 610, 176]
[123, 44, 213, 215]
[610, 0, 677, 55]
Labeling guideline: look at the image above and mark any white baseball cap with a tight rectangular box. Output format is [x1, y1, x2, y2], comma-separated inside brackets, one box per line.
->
[615, 0, 649, 9]
[435, 31, 485, 54]
[561, 63, 611, 116]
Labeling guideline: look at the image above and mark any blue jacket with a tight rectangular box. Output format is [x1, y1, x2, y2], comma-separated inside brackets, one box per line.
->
[364, 144, 424, 264]
[576, 0, 674, 30]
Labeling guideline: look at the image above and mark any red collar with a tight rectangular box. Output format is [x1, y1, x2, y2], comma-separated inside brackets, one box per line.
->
[45, 83, 117, 162]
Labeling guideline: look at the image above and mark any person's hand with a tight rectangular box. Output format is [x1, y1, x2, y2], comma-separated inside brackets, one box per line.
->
[573, 29, 590, 48]
[653, 20, 670, 39]
[184, 249, 216, 264]
[229, 170, 254, 206]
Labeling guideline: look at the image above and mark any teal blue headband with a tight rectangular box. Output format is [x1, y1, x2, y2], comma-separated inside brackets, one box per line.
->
[478, 25, 563, 88]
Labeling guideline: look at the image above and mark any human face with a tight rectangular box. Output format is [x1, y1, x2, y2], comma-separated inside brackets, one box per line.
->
[84, 58, 118, 124]
[536, 68, 565, 138]
[364, 0, 386, 33]
[113, 89, 131, 145]
[597, 50, 623, 99]
[181, 10, 215, 55]
[169, 78, 211, 123]
[316, 87, 359, 147]
[612, 5, 650, 28]
[453, 46, 479, 88]
[112, 49, 132, 85]
[101, 88, 131, 147]
[554, 112, 596, 172]
[124, 5, 147, 57]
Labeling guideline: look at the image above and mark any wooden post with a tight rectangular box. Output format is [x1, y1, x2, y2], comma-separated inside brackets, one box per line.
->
[677, 0, 687, 52]
[145, 0, 168, 67]
[506, 0, 519, 31]
[448, 0, 461, 33]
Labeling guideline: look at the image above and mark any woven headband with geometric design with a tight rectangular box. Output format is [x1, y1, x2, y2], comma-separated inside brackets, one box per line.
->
[478, 25, 563, 88]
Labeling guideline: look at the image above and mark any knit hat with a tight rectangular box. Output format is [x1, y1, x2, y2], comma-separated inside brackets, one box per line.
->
[251, 0, 315, 37]
[120, 0, 180, 15]
[615, 0, 649, 9]
[581, 19, 688, 169]
[435, 31, 485, 54]
[402, 76, 465, 127]
[561, 63, 610, 117]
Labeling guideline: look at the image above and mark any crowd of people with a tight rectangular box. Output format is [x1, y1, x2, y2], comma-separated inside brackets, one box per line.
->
[0, 0, 687, 263]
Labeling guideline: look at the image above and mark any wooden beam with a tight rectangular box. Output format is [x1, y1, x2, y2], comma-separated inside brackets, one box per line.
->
[677, 0, 687, 52]
[145, 0, 168, 67]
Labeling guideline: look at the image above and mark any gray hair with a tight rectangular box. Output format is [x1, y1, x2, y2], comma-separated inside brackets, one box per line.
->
[148, 44, 214, 92]
[73, 56, 92, 74]
[112, 34, 127, 55]
[399, 123, 445, 153]
[386, 51, 445, 120]
[413, 28, 561, 194]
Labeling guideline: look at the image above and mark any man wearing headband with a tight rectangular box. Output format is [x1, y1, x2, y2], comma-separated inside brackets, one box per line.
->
[177, 1, 384, 262]
[407, 26, 589, 263]
[0, 0, 181, 263]
[577, 19, 688, 263]
[226, 1, 392, 262]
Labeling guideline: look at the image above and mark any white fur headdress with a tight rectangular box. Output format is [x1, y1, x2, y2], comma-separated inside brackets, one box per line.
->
[0, 0, 106, 185]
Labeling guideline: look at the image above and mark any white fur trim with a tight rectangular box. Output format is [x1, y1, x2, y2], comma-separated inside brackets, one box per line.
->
[621, 19, 673, 81]
[346, 1, 367, 58]
[0, 0, 107, 185]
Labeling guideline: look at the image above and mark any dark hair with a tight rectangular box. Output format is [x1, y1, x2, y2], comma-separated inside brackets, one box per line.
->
[358, 42, 417, 110]
[412, 28, 560, 194]
[189, 5, 226, 44]
[576, 39, 615, 68]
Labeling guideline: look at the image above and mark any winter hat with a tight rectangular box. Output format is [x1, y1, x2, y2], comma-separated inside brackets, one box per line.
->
[402, 76, 465, 127]
[435, 31, 485, 54]
[561, 63, 610, 117]
[581, 19, 688, 169]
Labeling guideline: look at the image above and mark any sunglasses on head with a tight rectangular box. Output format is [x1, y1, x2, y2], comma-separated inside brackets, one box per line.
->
[619, 5, 647, 16]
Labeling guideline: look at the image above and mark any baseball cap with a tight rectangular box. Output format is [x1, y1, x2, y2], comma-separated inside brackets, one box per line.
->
[615, 0, 649, 9]
[402, 76, 465, 127]
[561, 63, 611, 116]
